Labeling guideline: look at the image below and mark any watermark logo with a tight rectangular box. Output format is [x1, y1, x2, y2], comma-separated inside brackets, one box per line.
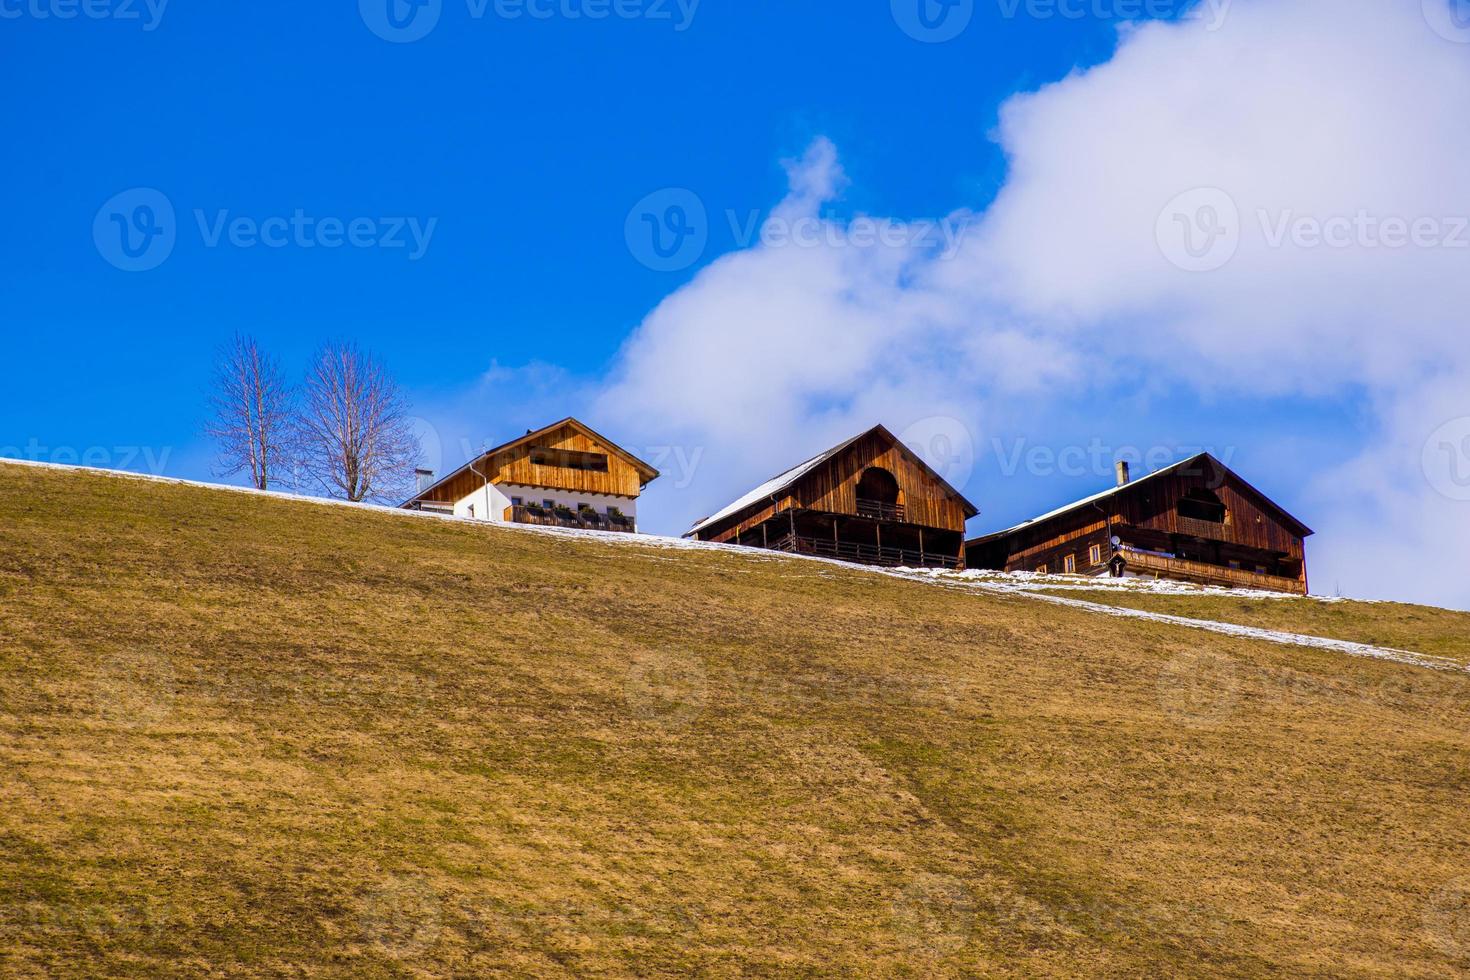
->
[624, 653, 707, 727]
[0, 439, 173, 474]
[361, 0, 698, 41]
[1423, 417, 1470, 501]
[94, 188, 176, 273]
[1258, 210, 1469, 251]
[360, 0, 442, 41]
[1424, 0, 1470, 43]
[1157, 651, 1238, 727]
[93, 651, 176, 727]
[359, 874, 443, 958]
[1156, 187, 1239, 272]
[892, 874, 976, 954]
[0, 0, 169, 30]
[892, 0, 974, 42]
[92, 191, 438, 272]
[993, 0, 1230, 31]
[900, 416, 976, 491]
[1424, 877, 1470, 958]
[626, 188, 708, 272]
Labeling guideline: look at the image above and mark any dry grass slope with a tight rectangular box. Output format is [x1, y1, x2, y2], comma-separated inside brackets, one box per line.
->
[1, 462, 1468, 978]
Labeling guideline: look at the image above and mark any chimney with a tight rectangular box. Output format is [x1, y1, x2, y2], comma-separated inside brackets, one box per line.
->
[415, 468, 435, 493]
[1115, 461, 1131, 487]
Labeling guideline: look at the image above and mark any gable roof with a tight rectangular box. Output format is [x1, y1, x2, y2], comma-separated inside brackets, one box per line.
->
[968, 452, 1312, 544]
[405, 417, 659, 505]
[686, 424, 979, 537]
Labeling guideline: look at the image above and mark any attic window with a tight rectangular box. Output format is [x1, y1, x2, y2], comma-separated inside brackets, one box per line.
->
[1177, 488, 1226, 524]
[531, 449, 609, 473]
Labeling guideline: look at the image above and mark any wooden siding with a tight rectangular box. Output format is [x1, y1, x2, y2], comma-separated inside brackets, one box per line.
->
[965, 455, 1310, 594]
[1120, 463, 1305, 559]
[417, 422, 646, 505]
[701, 430, 972, 544]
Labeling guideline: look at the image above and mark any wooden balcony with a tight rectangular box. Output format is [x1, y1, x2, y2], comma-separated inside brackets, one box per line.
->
[855, 498, 905, 522]
[1175, 515, 1228, 539]
[509, 505, 637, 534]
[1123, 549, 1305, 595]
[767, 532, 959, 570]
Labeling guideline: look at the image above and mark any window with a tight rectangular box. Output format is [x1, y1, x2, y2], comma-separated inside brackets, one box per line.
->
[511, 496, 523, 507]
[1089, 544, 1102, 566]
[1177, 488, 1227, 523]
[543, 499, 554, 509]
[530, 449, 610, 473]
[1063, 554, 1077, 574]
[467, 504, 475, 518]
[1037, 563, 1048, 574]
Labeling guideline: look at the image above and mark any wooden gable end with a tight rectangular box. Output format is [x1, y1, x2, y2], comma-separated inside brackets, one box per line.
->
[486, 422, 646, 497]
[1119, 460, 1306, 558]
[413, 420, 652, 505]
[789, 429, 972, 533]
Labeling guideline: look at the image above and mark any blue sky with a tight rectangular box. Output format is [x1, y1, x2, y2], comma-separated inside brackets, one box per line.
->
[4, 0, 1469, 607]
[0, 2, 1135, 480]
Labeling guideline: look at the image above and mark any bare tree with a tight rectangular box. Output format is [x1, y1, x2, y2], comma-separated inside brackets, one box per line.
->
[206, 333, 295, 491]
[296, 342, 420, 503]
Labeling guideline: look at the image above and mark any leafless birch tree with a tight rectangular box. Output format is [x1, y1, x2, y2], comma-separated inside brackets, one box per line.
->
[206, 333, 294, 491]
[296, 342, 420, 503]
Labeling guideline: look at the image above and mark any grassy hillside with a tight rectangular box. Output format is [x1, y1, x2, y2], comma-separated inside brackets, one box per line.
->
[1, 462, 1468, 978]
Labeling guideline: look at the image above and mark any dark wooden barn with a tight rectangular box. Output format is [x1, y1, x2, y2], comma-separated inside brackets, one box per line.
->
[685, 425, 979, 569]
[966, 453, 1312, 594]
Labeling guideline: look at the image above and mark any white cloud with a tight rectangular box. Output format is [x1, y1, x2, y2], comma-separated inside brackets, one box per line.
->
[593, 0, 1470, 608]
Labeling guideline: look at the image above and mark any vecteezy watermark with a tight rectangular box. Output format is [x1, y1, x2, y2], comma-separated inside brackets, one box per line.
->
[624, 653, 708, 727]
[1425, 877, 1470, 958]
[1257, 210, 1470, 251]
[1423, 417, 1470, 502]
[1158, 187, 1470, 272]
[94, 189, 438, 271]
[993, 0, 1230, 29]
[0, 439, 173, 474]
[625, 188, 709, 273]
[637, 444, 704, 490]
[900, 416, 977, 491]
[729, 212, 969, 258]
[891, 874, 976, 955]
[360, 0, 699, 42]
[359, 874, 443, 959]
[93, 188, 176, 273]
[93, 650, 177, 728]
[1156, 650, 1239, 727]
[1423, 0, 1470, 44]
[625, 187, 970, 272]
[359, 0, 442, 42]
[892, 0, 974, 42]
[991, 438, 1235, 481]
[1155, 187, 1240, 273]
[0, 0, 168, 30]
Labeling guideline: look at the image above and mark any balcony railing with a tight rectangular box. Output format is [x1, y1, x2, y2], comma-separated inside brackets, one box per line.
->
[1175, 515, 1227, 539]
[855, 498, 906, 522]
[1122, 549, 1305, 595]
[510, 505, 637, 534]
[767, 532, 959, 569]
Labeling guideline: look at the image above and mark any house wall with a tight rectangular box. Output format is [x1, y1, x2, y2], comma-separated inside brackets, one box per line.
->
[701, 431, 972, 544]
[965, 458, 1309, 592]
[416, 421, 651, 509]
[449, 483, 637, 523]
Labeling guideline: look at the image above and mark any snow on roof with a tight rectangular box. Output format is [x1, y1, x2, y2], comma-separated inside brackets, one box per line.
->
[972, 454, 1209, 543]
[685, 433, 863, 537]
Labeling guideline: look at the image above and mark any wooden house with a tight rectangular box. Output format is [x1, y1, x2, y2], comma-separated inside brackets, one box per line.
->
[402, 418, 659, 533]
[684, 425, 979, 569]
[966, 453, 1312, 594]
